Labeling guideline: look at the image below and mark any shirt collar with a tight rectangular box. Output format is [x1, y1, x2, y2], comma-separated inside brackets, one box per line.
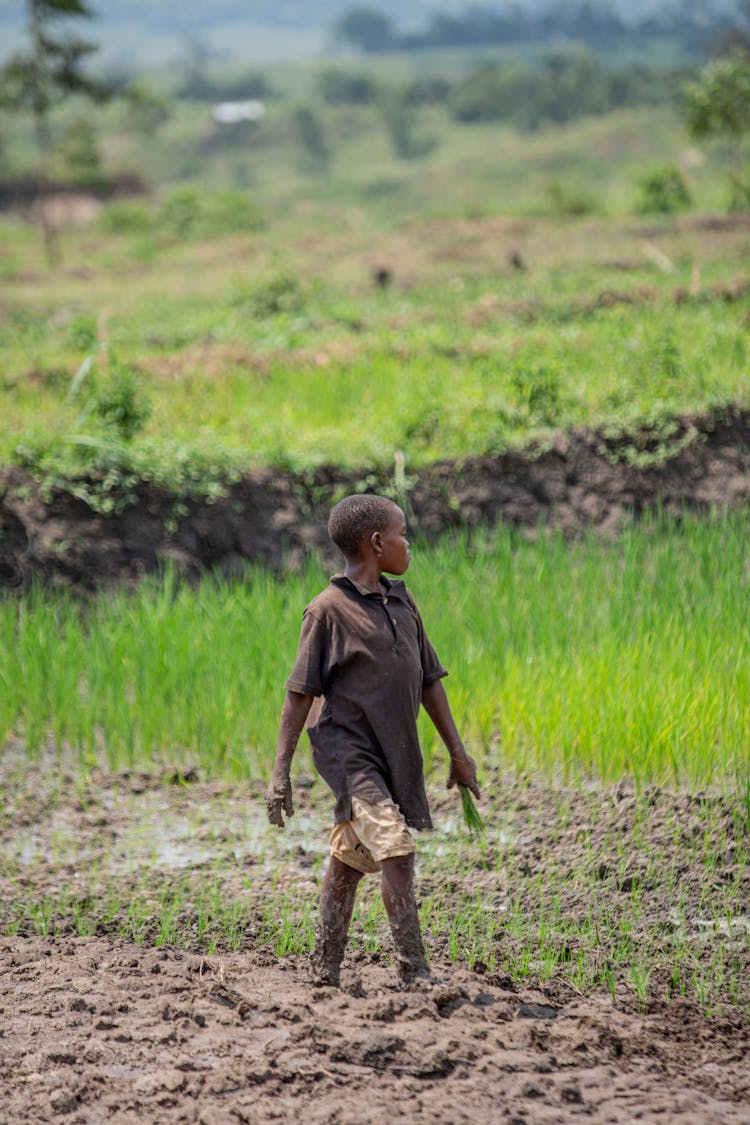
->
[331, 574, 408, 601]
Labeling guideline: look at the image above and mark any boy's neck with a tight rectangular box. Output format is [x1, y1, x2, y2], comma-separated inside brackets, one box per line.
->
[344, 559, 386, 593]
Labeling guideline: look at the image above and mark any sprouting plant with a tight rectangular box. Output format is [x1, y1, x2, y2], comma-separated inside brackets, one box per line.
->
[460, 785, 486, 837]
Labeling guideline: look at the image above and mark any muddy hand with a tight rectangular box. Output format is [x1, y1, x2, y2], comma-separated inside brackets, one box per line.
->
[265, 773, 294, 828]
[447, 752, 480, 799]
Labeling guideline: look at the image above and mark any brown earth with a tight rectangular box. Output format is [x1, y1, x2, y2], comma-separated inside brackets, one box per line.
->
[3, 935, 750, 1125]
[2, 753, 750, 1123]
[1, 405, 750, 591]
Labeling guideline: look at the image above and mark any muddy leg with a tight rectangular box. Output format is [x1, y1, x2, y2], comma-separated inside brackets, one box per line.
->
[381, 854, 430, 984]
[310, 855, 362, 987]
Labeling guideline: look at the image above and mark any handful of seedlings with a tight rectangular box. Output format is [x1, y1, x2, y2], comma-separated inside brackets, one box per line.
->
[460, 785, 486, 837]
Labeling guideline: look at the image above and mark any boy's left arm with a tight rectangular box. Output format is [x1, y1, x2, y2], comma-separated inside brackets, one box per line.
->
[421, 679, 480, 796]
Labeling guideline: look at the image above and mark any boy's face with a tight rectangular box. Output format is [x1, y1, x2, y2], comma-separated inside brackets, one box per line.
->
[376, 506, 410, 575]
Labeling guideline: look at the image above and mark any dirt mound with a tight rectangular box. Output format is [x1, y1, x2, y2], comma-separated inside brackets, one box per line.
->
[3, 936, 748, 1123]
[1, 406, 749, 590]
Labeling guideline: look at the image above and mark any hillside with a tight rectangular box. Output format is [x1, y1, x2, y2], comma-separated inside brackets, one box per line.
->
[0, 0, 739, 65]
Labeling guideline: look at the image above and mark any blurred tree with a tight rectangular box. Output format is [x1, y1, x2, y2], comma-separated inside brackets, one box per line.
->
[377, 87, 435, 159]
[0, 0, 109, 264]
[317, 68, 377, 106]
[124, 82, 171, 138]
[292, 105, 331, 172]
[55, 116, 103, 188]
[713, 0, 750, 61]
[684, 57, 750, 208]
[334, 8, 395, 53]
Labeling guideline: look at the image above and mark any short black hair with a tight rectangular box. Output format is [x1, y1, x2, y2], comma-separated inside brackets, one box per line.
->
[328, 494, 399, 558]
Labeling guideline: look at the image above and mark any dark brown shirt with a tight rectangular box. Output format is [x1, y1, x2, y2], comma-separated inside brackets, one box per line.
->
[285, 575, 447, 829]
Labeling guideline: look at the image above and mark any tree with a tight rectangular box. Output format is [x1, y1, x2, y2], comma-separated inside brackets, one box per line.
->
[292, 105, 331, 173]
[0, 0, 109, 264]
[124, 82, 171, 138]
[684, 57, 750, 207]
[333, 8, 395, 53]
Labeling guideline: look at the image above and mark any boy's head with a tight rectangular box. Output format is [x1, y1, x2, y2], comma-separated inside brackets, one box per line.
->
[328, 494, 410, 573]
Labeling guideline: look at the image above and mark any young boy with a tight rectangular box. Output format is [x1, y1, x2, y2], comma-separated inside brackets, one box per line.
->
[265, 494, 479, 987]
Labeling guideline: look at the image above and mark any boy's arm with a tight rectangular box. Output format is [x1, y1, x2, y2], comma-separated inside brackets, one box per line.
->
[421, 679, 480, 797]
[266, 689, 314, 828]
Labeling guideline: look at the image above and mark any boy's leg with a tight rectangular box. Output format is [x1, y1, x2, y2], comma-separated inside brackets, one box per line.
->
[310, 855, 362, 987]
[380, 854, 430, 984]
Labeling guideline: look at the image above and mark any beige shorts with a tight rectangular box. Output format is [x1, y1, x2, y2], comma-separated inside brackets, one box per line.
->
[329, 796, 415, 875]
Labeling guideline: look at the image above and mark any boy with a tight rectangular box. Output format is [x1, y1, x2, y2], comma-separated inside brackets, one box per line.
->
[265, 494, 479, 987]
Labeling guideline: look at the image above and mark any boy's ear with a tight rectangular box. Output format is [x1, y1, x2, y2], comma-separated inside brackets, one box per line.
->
[370, 530, 383, 556]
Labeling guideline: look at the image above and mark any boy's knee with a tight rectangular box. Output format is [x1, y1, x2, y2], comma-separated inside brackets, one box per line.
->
[381, 853, 413, 873]
[381, 853, 415, 891]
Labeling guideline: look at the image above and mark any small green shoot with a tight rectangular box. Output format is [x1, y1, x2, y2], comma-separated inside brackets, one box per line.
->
[460, 785, 486, 837]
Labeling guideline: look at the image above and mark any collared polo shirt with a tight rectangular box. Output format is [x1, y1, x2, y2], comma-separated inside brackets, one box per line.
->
[285, 575, 448, 829]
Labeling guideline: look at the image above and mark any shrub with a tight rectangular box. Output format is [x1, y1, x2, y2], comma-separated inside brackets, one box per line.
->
[94, 356, 152, 442]
[635, 164, 692, 214]
[68, 314, 97, 351]
[317, 68, 377, 106]
[158, 187, 263, 238]
[545, 180, 599, 217]
[98, 202, 154, 235]
[246, 274, 305, 317]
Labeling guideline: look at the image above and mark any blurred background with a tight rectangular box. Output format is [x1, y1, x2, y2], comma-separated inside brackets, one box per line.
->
[1, 0, 748, 238]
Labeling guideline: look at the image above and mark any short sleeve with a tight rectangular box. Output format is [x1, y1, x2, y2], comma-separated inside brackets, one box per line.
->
[407, 593, 448, 686]
[285, 610, 329, 697]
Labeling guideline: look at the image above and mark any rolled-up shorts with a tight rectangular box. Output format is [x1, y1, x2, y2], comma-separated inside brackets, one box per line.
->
[329, 796, 415, 875]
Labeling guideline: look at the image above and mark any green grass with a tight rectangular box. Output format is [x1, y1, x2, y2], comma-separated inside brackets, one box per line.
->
[2, 209, 749, 483]
[2, 509, 747, 790]
[2, 93, 748, 493]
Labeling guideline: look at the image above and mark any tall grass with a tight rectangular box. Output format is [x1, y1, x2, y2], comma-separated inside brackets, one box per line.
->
[1, 509, 747, 789]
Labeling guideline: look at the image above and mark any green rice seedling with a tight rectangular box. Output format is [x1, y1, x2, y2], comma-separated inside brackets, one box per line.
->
[460, 785, 486, 837]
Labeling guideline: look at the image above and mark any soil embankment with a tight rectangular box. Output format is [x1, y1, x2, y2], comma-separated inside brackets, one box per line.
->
[1, 406, 749, 590]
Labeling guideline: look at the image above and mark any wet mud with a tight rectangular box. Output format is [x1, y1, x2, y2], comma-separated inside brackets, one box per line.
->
[3, 935, 750, 1124]
[1, 405, 750, 590]
[2, 754, 749, 1122]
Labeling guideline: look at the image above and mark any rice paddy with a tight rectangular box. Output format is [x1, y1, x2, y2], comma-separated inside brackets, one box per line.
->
[1, 509, 747, 794]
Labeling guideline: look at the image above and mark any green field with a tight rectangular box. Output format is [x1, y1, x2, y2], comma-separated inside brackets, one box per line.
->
[2, 197, 749, 492]
[2, 511, 748, 795]
[2, 52, 750, 1020]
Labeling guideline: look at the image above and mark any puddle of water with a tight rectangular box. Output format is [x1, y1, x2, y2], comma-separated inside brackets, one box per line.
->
[1, 784, 508, 879]
[693, 915, 750, 937]
[2, 802, 331, 879]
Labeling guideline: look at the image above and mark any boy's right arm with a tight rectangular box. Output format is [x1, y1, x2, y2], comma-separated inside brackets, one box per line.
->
[265, 690, 314, 828]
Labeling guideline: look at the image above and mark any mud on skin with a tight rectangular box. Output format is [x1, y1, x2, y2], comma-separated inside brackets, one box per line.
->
[2, 753, 750, 1121]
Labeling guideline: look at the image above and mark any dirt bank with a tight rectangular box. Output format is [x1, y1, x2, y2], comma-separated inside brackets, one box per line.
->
[1, 406, 749, 590]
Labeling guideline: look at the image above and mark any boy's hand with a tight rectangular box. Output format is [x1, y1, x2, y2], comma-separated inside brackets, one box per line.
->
[265, 772, 294, 828]
[447, 751, 480, 798]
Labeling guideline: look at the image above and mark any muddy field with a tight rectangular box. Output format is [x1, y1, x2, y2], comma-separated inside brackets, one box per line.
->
[4, 935, 750, 1124]
[2, 753, 749, 1122]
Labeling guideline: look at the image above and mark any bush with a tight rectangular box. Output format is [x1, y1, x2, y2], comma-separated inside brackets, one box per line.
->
[635, 164, 692, 214]
[97, 202, 154, 235]
[245, 274, 306, 317]
[291, 105, 331, 170]
[94, 356, 152, 442]
[317, 68, 377, 106]
[545, 180, 599, 217]
[68, 314, 97, 351]
[511, 363, 565, 426]
[158, 187, 263, 238]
